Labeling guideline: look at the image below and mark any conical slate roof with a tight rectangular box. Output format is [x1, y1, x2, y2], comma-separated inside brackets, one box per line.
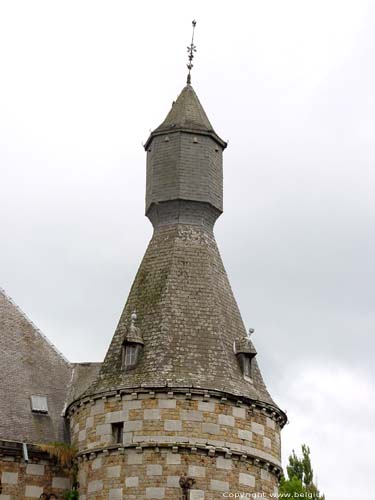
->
[145, 84, 227, 148]
[156, 84, 213, 132]
[87, 223, 275, 406]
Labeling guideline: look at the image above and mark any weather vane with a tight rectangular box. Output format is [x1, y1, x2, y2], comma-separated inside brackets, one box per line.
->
[186, 20, 197, 84]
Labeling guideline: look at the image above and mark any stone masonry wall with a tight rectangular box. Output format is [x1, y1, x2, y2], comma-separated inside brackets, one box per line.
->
[0, 455, 69, 500]
[69, 391, 282, 499]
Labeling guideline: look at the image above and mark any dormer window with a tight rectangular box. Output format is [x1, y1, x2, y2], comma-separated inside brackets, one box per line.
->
[242, 355, 252, 378]
[121, 311, 144, 371]
[30, 395, 48, 414]
[122, 342, 141, 371]
[234, 336, 257, 382]
[238, 353, 254, 381]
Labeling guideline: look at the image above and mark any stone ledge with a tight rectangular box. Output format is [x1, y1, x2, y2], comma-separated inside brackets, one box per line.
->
[76, 440, 282, 478]
[67, 387, 287, 428]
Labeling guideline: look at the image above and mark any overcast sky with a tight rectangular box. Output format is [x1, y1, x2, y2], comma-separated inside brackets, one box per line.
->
[1, 1, 374, 498]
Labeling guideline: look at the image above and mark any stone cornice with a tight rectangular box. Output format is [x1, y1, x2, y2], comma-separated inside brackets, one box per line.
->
[76, 441, 282, 480]
[66, 386, 288, 428]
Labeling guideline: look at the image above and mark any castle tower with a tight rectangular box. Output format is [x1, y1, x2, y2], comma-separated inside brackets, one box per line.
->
[67, 82, 286, 499]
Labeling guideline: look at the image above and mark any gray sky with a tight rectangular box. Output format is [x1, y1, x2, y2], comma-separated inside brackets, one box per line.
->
[1, 1, 374, 498]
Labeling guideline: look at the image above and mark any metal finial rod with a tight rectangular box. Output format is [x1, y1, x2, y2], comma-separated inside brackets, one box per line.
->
[186, 20, 197, 84]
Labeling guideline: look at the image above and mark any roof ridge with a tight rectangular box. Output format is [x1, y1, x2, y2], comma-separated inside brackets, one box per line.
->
[0, 287, 71, 366]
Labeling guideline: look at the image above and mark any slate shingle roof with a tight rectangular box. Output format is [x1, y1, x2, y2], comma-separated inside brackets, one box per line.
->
[145, 84, 227, 149]
[0, 289, 72, 443]
[87, 222, 276, 406]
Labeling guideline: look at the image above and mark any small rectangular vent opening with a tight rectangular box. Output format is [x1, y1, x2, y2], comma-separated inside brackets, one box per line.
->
[31, 395, 48, 414]
[112, 422, 124, 444]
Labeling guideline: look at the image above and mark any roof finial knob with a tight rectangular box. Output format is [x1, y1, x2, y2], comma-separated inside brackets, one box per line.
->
[186, 20, 197, 85]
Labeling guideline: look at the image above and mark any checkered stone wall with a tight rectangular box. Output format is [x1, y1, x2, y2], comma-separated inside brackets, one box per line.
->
[69, 391, 283, 499]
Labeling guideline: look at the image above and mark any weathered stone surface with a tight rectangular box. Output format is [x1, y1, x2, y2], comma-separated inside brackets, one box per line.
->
[52, 477, 70, 489]
[188, 465, 206, 477]
[25, 485, 43, 498]
[146, 487, 165, 499]
[125, 477, 139, 487]
[210, 479, 229, 491]
[239, 473, 256, 487]
[1, 471, 18, 484]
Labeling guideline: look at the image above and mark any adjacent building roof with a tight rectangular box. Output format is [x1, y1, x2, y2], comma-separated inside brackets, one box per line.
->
[0, 289, 72, 444]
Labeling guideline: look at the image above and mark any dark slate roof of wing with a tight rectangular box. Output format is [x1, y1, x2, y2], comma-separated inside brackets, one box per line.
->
[0, 288, 72, 444]
[144, 84, 227, 149]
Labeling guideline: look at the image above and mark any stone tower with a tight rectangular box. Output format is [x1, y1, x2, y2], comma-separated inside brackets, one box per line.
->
[67, 83, 286, 499]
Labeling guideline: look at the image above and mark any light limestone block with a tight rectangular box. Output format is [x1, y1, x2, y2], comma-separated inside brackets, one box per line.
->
[96, 423, 112, 435]
[109, 488, 123, 500]
[146, 487, 165, 499]
[239, 473, 255, 487]
[147, 464, 162, 476]
[261, 469, 271, 481]
[232, 407, 246, 419]
[210, 480, 229, 491]
[26, 464, 45, 476]
[74, 423, 79, 433]
[123, 400, 142, 410]
[144, 409, 161, 420]
[218, 414, 235, 426]
[0, 495, 11, 500]
[123, 432, 133, 444]
[106, 466, 121, 478]
[181, 410, 203, 422]
[198, 401, 215, 412]
[1, 471, 18, 484]
[78, 469, 87, 487]
[216, 456, 232, 470]
[126, 476, 139, 487]
[264, 437, 272, 449]
[266, 417, 276, 429]
[52, 477, 70, 489]
[158, 399, 176, 409]
[25, 485, 43, 498]
[202, 422, 219, 434]
[92, 457, 102, 470]
[167, 475, 180, 487]
[190, 491, 205, 500]
[91, 399, 104, 415]
[106, 410, 128, 423]
[238, 429, 252, 441]
[188, 465, 205, 477]
[78, 429, 86, 441]
[127, 450, 143, 464]
[166, 452, 181, 465]
[85, 416, 94, 428]
[252, 422, 265, 435]
[164, 419, 182, 431]
[88, 480, 103, 492]
[124, 420, 142, 432]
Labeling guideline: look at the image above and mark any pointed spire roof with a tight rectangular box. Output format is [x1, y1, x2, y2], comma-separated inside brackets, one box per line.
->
[144, 84, 227, 149]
